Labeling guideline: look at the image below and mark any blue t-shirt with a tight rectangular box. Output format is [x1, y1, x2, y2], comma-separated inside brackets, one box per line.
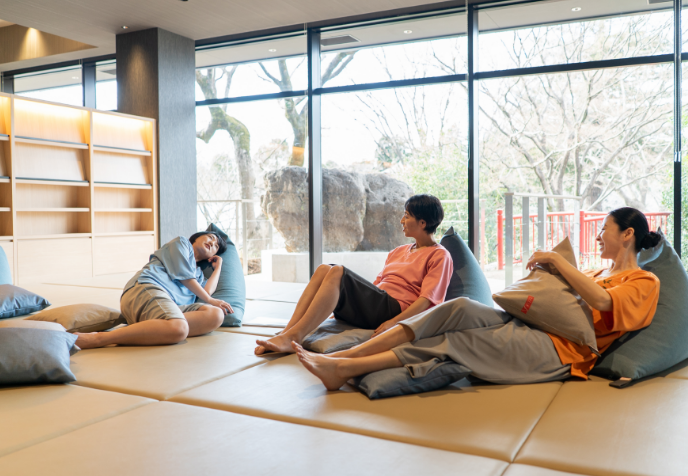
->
[124, 236, 206, 306]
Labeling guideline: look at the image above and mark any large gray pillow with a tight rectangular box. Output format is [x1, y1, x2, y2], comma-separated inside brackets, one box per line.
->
[492, 238, 598, 353]
[440, 227, 493, 306]
[592, 230, 688, 381]
[302, 318, 373, 353]
[351, 361, 471, 399]
[0, 328, 79, 385]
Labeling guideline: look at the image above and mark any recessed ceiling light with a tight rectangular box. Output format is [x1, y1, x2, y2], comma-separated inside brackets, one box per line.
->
[571, 7, 582, 11]
[121, 25, 129, 29]
[268, 48, 277, 52]
[403, 30, 413, 34]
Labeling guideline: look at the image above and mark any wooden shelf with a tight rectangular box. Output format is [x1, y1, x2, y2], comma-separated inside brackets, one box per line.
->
[15, 136, 89, 150]
[93, 231, 155, 237]
[0, 208, 10, 212]
[94, 182, 152, 190]
[15, 233, 92, 240]
[15, 178, 89, 187]
[0, 177, 9, 184]
[93, 145, 152, 156]
[95, 208, 153, 213]
[16, 208, 90, 213]
[0, 134, 8, 141]
[0, 236, 12, 241]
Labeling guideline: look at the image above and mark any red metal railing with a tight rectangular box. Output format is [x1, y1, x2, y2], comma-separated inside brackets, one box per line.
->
[497, 210, 670, 270]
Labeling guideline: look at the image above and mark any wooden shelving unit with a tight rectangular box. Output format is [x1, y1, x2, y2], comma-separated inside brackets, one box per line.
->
[0, 93, 158, 284]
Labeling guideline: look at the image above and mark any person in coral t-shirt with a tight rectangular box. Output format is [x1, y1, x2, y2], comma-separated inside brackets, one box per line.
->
[291, 207, 660, 392]
[255, 194, 453, 355]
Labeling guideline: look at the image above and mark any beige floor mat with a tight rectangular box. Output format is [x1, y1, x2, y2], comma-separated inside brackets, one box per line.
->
[170, 354, 562, 462]
[504, 465, 592, 476]
[0, 402, 508, 476]
[216, 326, 281, 337]
[516, 378, 688, 476]
[72, 331, 279, 400]
[0, 384, 152, 458]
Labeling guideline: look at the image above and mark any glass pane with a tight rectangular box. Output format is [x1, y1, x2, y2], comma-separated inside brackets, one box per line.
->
[15, 66, 83, 107]
[480, 64, 673, 289]
[196, 97, 308, 283]
[96, 61, 117, 111]
[480, 0, 673, 72]
[320, 12, 467, 87]
[196, 34, 307, 99]
[321, 82, 468, 279]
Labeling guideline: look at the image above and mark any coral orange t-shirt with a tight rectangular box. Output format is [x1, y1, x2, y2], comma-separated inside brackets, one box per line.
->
[547, 268, 660, 379]
[373, 243, 453, 311]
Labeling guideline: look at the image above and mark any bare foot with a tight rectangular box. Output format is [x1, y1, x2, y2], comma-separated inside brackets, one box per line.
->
[292, 342, 349, 391]
[74, 332, 104, 349]
[256, 333, 297, 354]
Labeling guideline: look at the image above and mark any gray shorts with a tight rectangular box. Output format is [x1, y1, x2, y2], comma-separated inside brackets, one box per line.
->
[393, 297, 571, 385]
[120, 282, 206, 325]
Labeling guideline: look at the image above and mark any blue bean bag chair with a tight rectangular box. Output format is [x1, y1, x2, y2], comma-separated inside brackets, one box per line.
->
[196, 224, 246, 327]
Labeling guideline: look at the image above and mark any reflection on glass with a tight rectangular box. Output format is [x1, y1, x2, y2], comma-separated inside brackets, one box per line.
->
[195, 35, 307, 99]
[480, 64, 673, 289]
[96, 61, 117, 111]
[321, 83, 468, 280]
[480, 0, 672, 71]
[196, 99, 308, 282]
[320, 13, 467, 87]
[15, 66, 83, 107]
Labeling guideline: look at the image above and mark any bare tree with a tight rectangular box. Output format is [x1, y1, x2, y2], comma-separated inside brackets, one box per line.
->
[257, 52, 357, 166]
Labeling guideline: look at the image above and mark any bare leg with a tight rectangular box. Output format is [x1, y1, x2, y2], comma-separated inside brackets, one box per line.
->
[293, 342, 402, 391]
[256, 265, 344, 354]
[255, 264, 333, 355]
[75, 319, 189, 349]
[330, 324, 415, 358]
[185, 306, 224, 336]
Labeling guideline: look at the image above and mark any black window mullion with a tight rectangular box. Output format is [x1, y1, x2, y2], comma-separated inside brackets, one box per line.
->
[307, 28, 323, 276]
[675, 0, 682, 256]
[468, 4, 480, 256]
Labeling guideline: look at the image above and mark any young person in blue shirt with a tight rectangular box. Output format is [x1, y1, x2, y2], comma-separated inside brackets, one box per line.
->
[75, 231, 234, 349]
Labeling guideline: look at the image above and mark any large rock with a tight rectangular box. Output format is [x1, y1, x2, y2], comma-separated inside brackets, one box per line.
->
[358, 174, 413, 251]
[263, 167, 412, 253]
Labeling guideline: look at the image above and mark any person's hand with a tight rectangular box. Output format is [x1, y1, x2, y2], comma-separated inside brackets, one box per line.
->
[526, 250, 560, 272]
[371, 319, 397, 338]
[209, 298, 233, 314]
[208, 255, 223, 270]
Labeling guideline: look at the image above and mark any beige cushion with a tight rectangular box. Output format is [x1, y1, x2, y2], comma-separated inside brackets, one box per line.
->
[71, 331, 275, 400]
[492, 238, 596, 351]
[0, 384, 152, 458]
[0, 320, 65, 332]
[0, 402, 507, 476]
[26, 304, 125, 333]
[516, 378, 688, 475]
[170, 354, 562, 461]
[504, 465, 590, 476]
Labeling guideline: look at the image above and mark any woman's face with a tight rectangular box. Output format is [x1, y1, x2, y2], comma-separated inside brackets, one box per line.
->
[596, 215, 633, 259]
[400, 210, 427, 238]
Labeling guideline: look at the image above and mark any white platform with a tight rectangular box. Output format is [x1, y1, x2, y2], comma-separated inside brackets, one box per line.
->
[261, 249, 388, 283]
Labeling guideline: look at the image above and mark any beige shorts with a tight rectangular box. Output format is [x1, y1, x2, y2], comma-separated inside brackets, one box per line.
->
[121, 282, 206, 325]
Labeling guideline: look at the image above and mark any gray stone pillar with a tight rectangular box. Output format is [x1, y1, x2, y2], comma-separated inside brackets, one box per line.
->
[116, 28, 196, 246]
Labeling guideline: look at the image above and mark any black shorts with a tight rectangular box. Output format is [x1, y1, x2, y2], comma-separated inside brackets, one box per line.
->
[332, 266, 402, 329]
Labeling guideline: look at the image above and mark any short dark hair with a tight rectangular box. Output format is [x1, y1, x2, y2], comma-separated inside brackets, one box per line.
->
[608, 207, 662, 253]
[189, 231, 228, 255]
[404, 194, 444, 234]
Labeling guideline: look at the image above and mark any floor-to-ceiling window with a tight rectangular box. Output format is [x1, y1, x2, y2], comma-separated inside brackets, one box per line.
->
[14, 65, 83, 106]
[477, 0, 675, 288]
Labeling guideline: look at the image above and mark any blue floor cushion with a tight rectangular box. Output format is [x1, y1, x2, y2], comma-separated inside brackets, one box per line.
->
[197, 224, 246, 327]
[592, 230, 688, 381]
[0, 285, 51, 319]
[439, 227, 493, 306]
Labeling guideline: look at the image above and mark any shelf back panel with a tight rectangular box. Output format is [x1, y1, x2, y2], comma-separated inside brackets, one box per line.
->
[93, 151, 149, 184]
[14, 99, 88, 143]
[94, 235, 155, 276]
[17, 237, 92, 283]
[93, 113, 151, 151]
[0, 142, 8, 177]
[0, 241, 13, 282]
[16, 183, 90, 209]
[16, 212, 90, 236]
[0, 96, 9, 135]
[94, 211, 154, 234]
[14, 144, 87, 182]
[94, 188, 152, 209]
